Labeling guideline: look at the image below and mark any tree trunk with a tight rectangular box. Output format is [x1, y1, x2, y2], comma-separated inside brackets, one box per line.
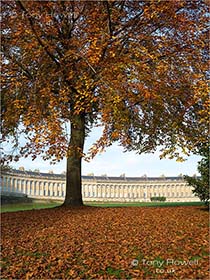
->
[63, 114, 85, 207]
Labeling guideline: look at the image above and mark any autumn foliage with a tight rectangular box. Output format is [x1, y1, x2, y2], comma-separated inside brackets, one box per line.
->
[1, 206, 209, 279]
[1, 1, 209, 205]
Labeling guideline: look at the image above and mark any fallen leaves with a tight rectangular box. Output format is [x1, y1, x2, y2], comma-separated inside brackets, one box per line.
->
[1, 206, 209, 279]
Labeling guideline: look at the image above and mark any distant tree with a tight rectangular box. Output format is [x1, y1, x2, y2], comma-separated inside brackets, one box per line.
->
[184, 144, 209, 205]
[1, 1, 209, 206]
[34, 169, 40, 173]
[1, 164, 13, 173]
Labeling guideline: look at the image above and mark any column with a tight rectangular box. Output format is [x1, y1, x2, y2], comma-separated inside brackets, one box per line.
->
[125, 185, 128, 199]
[63, 183, 66, 197]
[90, 184, 93, 198]
[135, 185, 140, 200]
[14, 178, 18, 192]
[95, 184, 98, 198]
[38, 181, 42, 196]
[7, 177, 11, 192]
[97, 184, 101, 198]
[144, 185, 147, 201]
[3, 176, 6, 192]
[95, 185, 98, 198]
[28, 180, 31, 195]
[37, 181, 40, 196]
[54, 182, 57, 197]
[112, 185, 115, 198]
[103, 184, 106, 199]
[45, 182, 49, 197]
[31, 180, 35, 196]
[92, 184, 95, 198]
[52, 183, 55, 197]
[22, 179, 26, 194]
[2, 176, 6, 192]
[20, 179, 23, 193]
[10, 177, 13, 192]
[114, 185, 117, 199]
[34, 181, 37, 196]
[107, 185, 111, 198]
[24, 180, 28, 194]
[86, 184, 89, 197]
[3, 176, 8, 191]
[48, 182, 52, 196]
[119, 185, 123, 199]
[132, 186, 135, 200]
[111, 185, 113, 198]
[83, 184, 86, 197]
[54, 182, 58, 196]
[116, 185, 122, 200]
[57, 182, 61, 197]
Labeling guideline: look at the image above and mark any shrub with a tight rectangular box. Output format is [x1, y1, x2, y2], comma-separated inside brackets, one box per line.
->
[150, 196, 166, 202]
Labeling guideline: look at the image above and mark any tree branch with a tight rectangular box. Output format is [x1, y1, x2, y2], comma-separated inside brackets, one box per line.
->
[16, 0, 60, 67]
[2, 46, 33, 79]
[105, 1, 113, 37]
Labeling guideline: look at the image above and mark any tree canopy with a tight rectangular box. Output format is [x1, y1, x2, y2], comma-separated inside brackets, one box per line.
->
[1, 0, 209, 205]
[184, 144, 209, 205]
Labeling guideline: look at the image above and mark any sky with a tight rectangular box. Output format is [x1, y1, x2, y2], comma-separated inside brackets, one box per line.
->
[10, 127, 201, 177]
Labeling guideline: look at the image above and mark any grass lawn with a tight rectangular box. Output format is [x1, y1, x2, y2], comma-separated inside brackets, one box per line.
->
[86, 201, 205, 208]
[1, 201, 205, 213]
[1, 202, 62, 213]
[1, 205, 209, 279]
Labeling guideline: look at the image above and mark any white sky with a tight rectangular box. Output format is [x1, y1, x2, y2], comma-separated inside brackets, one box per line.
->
[10, 127, 201, 177]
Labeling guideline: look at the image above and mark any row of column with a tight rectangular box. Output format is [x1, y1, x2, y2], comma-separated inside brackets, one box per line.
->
[82, 184, 193, 198]
[1, 176, 65, 197]
[1, 175, 194, 199]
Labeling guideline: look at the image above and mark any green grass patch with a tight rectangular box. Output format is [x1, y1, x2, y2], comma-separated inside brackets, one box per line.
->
[1, 202, 62, 213]
[1, 201, 205, 213]
[85, 201, 204, 208]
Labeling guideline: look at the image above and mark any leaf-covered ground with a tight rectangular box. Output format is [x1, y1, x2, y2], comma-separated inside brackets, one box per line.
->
[1, 206, 209, 279]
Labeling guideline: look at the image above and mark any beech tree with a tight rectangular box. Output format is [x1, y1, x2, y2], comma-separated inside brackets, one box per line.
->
[184, 144, 209, 206]
[1, 1, 209, 206]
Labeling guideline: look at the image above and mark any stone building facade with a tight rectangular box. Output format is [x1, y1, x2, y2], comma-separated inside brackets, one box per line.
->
[1, 169, 199, 202]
